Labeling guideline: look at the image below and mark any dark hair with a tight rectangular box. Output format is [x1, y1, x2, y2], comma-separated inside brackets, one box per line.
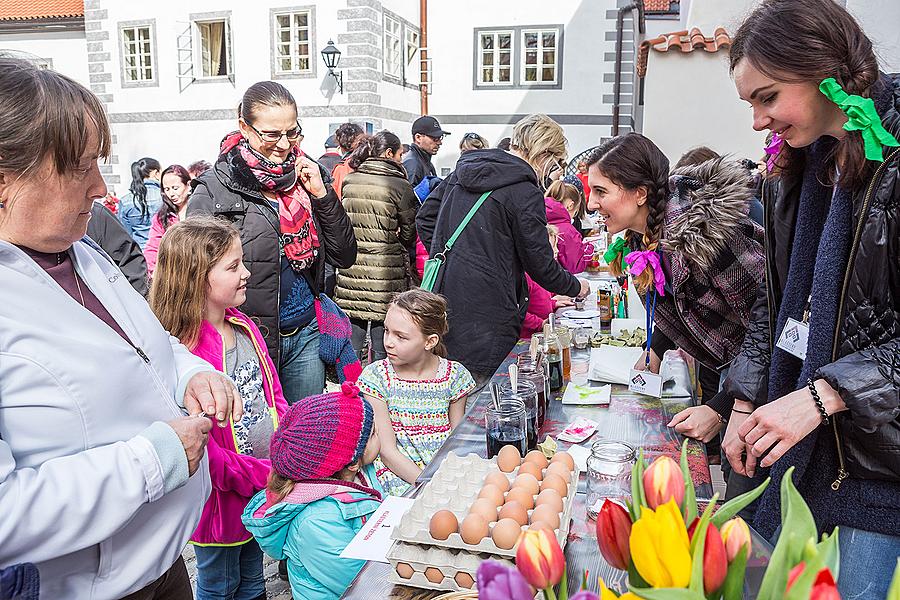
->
[0, 58, 111, 179]
[348, 130, 402, 169]
[584, 134, 670, 292]
[729, 0, 879, 188]
[673, 146, 721, 171]
[239, 80, 297, 124]
[187, 160, 211, 179]
[157, 165, 191, 231]
[497, 137, 512, 151]
[390, 289, 450, 358]
[335, 122, 365, 154]
[128, 157, 162, 219]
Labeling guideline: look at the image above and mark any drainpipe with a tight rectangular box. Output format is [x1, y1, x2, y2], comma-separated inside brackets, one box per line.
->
[419, 0, 428, 115]
[612, 1, 644, 136]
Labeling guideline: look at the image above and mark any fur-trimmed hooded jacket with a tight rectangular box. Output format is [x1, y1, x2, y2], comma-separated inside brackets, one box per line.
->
[648, 158, 765, 371]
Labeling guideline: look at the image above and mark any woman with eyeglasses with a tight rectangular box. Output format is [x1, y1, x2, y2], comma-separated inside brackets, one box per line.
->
[459, 132, 488, 153]
[190, 81, 358, 409]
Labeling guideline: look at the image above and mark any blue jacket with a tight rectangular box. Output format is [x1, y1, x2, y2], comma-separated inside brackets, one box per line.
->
[118, 180, 162, 249]
[242, 478, 382, 600]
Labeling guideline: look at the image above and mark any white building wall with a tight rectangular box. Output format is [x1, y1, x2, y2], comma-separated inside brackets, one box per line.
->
[845, 0, 900, 72]
[0, 30, 89, 87]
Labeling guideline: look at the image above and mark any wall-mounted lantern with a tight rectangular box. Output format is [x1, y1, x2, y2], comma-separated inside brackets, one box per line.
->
[321, 39, 343, 94]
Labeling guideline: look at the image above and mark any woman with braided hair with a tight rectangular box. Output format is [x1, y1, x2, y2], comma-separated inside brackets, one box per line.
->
[585, 133, 765, 443]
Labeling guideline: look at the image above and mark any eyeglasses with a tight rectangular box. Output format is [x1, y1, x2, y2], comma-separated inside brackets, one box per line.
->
[245, 120, 303, 144]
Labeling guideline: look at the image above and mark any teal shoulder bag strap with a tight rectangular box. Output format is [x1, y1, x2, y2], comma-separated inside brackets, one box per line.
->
[420, 190, 492, 292]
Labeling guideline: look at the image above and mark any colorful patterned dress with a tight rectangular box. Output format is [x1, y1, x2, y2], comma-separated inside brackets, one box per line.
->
[357, 357, 476, 496]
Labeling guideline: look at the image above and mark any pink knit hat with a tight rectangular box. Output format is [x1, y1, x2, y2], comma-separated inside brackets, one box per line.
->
[270, 381, 374, 481]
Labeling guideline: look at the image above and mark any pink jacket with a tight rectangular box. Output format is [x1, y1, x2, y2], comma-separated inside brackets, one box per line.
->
[415, 236, 428, 278]
[545, 198, 591, 274]
[521, 275, 556, 339]
[190, 308, 289, 546]
[143, 213, 178, 277]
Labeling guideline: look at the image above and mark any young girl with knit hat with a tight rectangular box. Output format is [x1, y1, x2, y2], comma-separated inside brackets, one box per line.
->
[242, 382, 382, 600]
[149, 216, 289, 600]
[358, 289, 476, 496]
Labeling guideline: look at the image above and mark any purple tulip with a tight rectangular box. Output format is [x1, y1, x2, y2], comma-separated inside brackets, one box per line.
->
[476, 560, 534, 600]
[569, 592, 601, 600]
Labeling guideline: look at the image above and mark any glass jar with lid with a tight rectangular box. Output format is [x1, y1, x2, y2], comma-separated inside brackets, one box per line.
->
[586, 440, 636, 520]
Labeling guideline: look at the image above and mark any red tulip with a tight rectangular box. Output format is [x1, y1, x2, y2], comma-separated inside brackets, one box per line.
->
[516, 527, 566, 590]
[787, 563, 841, 600]
[687, 519, 728, 594]
[720, 517, 752, 563]
[596, 499, 632, 571]
[642, 456, 685, 509]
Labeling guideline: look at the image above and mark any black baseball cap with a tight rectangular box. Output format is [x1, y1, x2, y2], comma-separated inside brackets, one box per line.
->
[412, 116, 450, 138]
[324, 134, 337, 149]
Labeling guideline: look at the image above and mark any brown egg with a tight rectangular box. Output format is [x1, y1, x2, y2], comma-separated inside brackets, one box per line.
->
[512, 472, 540, 496]
[550, 450, 576, 471]
[542, 473, 568, 497]
[483, 470, 511, 492]
[429, 510, 458, 540]
[425, 567, 445, 584]
[535, 488, 564, 512]
[497, 444, 522, 472]
[498, 499, 528, 526]
[396, 562, 414, 579]
[530, 503, 562, 530]
[469, 498, 499, 523]
[455, 572, 476, 589]
[478, 484, 505, 507]
[516, 461, 544, 481]
[545, 461, 573, 481]
[491, 517, 524, 550]
[524, 449, 549, 469]
[505, 486, 535, 510]
[460, 513, 489, 544]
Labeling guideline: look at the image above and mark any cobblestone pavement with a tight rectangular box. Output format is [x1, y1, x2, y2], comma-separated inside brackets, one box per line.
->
[183, 545, 293, 599]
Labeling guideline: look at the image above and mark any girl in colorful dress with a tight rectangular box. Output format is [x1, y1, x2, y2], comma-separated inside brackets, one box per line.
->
[357, 289, 476, 495]
[150, 216, 289, 600]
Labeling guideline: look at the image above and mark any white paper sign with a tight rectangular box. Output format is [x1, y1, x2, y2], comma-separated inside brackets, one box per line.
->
[339, 495, 415, 563]
[628, 368, 663, 398]
[775, 317, 809, 360]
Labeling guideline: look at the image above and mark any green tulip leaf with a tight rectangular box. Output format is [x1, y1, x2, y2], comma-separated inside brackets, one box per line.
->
[813, 528, 841, 579]
[711, 477, 770, 528]
[756, 468, 818, 600]
[680, 439, 698, 525]
[558, 569, 568, 600]
[784, 550, 831, 600]
[688, 494, 719, 594]
[628, 559, 650, 589]
[720, 544, 750, 600]
[887, 559, 900, 600]
[629, 586, 705, 600]
[631, 448, 647, 520]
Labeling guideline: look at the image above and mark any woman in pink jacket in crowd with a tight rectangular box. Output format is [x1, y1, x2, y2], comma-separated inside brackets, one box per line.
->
[150, 216, 288, 600]
[521, 225, 574, 338]
[144, 164, 192, 277]
[544, 178, 591, 274]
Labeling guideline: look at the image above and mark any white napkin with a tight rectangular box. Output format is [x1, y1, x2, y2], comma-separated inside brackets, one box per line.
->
[589, 345, 645, 384]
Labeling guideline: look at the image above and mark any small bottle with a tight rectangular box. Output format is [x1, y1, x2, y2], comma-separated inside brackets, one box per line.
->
[543, 318, 564, 392]
[556, 325, 572, 381]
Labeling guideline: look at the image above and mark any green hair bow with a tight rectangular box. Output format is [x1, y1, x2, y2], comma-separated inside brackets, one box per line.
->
[603, 236, 631, 269]
[819, 77, 900, 162]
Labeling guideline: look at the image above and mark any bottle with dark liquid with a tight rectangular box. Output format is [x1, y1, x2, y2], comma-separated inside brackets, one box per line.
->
[543, 323, 564, 393]
[484, 398, 528, 458]
[516, 356, 548, 428]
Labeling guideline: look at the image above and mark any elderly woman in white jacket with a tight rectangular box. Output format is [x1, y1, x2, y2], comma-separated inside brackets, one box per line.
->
[0, 59, 243, 599]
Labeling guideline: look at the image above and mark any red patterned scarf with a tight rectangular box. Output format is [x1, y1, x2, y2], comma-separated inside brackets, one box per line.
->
[219, 131, 320, 271]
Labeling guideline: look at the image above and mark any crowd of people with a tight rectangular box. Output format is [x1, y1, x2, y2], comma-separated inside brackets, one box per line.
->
[0, 0, 898, 598]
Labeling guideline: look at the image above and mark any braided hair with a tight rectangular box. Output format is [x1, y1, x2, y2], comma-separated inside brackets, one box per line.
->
[584, 133, 670, 294]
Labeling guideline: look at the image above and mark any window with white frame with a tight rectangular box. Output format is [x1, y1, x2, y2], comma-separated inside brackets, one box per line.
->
[121, 25, 154, 82]
[477, 30, 513, 85]
[197, 19, 231, 77]
[522, 29, 558, 84]
[405, 28, 419, 66]
[274, 10, 312, 74]
[384, 15, 402, 78]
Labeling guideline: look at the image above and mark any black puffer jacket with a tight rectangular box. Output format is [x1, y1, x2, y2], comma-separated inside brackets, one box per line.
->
[188, 157, 357, 362]
[726, 74, 900, 483]
[86, 202, 148, 296]
[417, 149, 581, 377]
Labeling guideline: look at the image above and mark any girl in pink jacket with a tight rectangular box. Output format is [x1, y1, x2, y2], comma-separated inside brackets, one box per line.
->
[545, 179, 592, 274]
[150, 216, 288, 600]
[144, 164, 192, 277]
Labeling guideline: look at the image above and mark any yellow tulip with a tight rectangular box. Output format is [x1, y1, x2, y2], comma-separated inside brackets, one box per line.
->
[599, 577, 620, 600]
[629, 499, 692, 588]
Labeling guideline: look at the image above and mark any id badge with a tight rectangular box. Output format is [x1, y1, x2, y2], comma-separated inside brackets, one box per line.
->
[629, 369, 663, 398]
[776, 317, 810, 360]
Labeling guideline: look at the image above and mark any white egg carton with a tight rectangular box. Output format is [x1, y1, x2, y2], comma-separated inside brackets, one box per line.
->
[390, 451, 579, 559]
[386, 539, 507, 592]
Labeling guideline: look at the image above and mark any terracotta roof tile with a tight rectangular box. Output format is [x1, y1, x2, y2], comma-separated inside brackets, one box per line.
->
[0, 0, 84, 21]
[637, 26, 731, 77]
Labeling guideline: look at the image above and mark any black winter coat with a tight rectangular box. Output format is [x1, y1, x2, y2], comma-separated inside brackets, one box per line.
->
[402, 144, 436, 188]
[417, 149, 581, 377]
[188, 157, 357, 362]
[86, 202, 148, 296]
[726, 74, 900, 484]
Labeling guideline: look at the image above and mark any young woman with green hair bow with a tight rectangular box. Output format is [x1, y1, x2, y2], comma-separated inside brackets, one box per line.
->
[726, 0, 900, 595]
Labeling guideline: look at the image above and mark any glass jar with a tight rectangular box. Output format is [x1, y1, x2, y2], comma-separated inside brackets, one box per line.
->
[485, 398, 528, 458]
[573, 326, 590, 350]
[586, 440, 636, 520]
[556, 325, 572, 381]
[499, 380, 538, 451]
[516, 355, 548, 427]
